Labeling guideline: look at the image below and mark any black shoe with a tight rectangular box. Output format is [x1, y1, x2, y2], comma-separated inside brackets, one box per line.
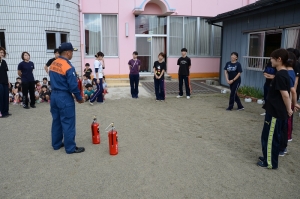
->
[0, 115, 9, 118]
[258, 156, 264, 162]
[30, 105, 36, 108]
[23, 106, 30, 109]
[226, 108, 232, 111]
[257, 161, 268, 168]
[72, 147, 85, 154]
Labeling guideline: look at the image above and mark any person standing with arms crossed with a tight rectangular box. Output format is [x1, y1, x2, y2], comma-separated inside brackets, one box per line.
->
[49, 42, 85, 154]
[224, 52, 244, 111]
[177, 48, 191, 99]
[0, 47, 11, 118]
[128, 51, 141, 98]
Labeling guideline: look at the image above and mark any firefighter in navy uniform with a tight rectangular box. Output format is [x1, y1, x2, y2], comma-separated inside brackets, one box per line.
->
[49, 42, 85, 154]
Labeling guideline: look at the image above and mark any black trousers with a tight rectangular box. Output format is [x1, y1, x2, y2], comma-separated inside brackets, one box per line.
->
[22, 81, 35, 107]
[154, 78, 165, 100]
[228, 80, 243, 109]
[178, 75, 190, 96]
[0, 83, 9, 116]
[261, 113, 282, 169]
[129, 74, 139, 98]
[279, 119, 288, 152]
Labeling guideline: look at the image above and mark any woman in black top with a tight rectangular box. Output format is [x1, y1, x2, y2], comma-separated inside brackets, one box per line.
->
[153, 52, 166, 101]
[17, 52, 36, 109]
[224, 52, 244, 111]
[0, 47, 11, 118]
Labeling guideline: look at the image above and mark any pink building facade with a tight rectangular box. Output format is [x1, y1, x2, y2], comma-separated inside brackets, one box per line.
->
[79, 0, 256, 79]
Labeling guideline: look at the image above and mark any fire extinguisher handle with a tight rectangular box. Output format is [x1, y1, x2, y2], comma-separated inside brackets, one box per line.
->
[105, 123, 114, 131]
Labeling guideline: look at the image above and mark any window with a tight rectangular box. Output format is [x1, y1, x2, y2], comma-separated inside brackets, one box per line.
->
[46, 32, 69, 51]
[199, 18, 212, 56]
[61, 33, 68, 43]
[169, 17, 183, 56]
[102, 15, 118, 56]
[84, 14, 118, 57]
[169, 17, 221, 56]
[248, 33, 264, 57]
[248, 31, 282, 57]
[245, 31, 282, 71]
[285, 27, 300, 50]
[213, 25, 222, 56]
[135, 15, 167, 35]
[0, 31, 6, 49]
[184, 17, 197, 56]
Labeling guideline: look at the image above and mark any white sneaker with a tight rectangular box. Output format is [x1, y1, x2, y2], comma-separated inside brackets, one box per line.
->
[187, 96, 190, 99]
[260, 113, 266, 116]
[89, 102, 93, 106]
[176, 95, 183, 98]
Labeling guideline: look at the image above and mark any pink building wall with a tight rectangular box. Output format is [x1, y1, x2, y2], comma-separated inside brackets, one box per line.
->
[80, 0, 253, 78]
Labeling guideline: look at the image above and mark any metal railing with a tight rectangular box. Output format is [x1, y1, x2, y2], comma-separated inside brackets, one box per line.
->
[242, 56, 270, 71]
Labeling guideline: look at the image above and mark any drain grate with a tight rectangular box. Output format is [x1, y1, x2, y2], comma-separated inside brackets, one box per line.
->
[141, 80, 221, 95]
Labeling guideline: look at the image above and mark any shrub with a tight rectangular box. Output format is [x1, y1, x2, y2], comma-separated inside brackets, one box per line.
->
[238, 86, 263, 99]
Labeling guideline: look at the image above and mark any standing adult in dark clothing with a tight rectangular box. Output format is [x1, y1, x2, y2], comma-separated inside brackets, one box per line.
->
[0, 47, 11, 118]
[128, 51, 141, 98]
[153, 52, 166, 101]
[224, 52, 244, 111]
[177, 48, 191, 99]
[17, 52, 36, 109]
[49, 42, 85, 154]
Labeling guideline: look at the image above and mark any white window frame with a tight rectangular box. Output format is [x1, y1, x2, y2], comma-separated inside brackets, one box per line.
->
[46, 31, 70, 52]
[83, 14, 119, 58]
[247, 31, 265, 57]
[167, 16, 221, 58]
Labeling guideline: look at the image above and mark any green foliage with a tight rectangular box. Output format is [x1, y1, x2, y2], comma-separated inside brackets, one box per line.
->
[238, 86, 263, 99]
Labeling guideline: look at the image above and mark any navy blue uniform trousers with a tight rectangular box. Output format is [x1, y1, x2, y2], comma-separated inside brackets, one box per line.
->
[129, 74, 139, 98]
[228, 80, 243, 109]
[261, 113, 283, 169]
[178, 75, 190, 96]
[154, 78, 165, 100]
[90, 78, 103, 103]
[50, 91, 76, 154]
[0, 84, 9, 116]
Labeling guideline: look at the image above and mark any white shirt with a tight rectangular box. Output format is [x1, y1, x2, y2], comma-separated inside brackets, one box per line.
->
[94, 60, 103, 78]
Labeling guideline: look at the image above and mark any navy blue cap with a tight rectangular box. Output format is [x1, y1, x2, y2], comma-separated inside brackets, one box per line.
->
[58, 42, 78, 52]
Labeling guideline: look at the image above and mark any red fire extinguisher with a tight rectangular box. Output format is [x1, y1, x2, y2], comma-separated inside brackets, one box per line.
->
[91, 116, 100, 144]
[106, 123, 118, 155]
[77, 75, 84, 97]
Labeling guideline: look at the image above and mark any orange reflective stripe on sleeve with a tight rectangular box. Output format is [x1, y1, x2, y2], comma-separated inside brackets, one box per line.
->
[49, 58, 71, 75]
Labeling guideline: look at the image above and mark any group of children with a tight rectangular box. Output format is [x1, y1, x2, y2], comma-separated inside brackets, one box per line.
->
[9, 77, 51, 105]
[82, 51, 108, 104]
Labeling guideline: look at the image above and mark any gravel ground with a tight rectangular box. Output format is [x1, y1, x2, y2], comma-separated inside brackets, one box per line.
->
[0, 87, 299, 199]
